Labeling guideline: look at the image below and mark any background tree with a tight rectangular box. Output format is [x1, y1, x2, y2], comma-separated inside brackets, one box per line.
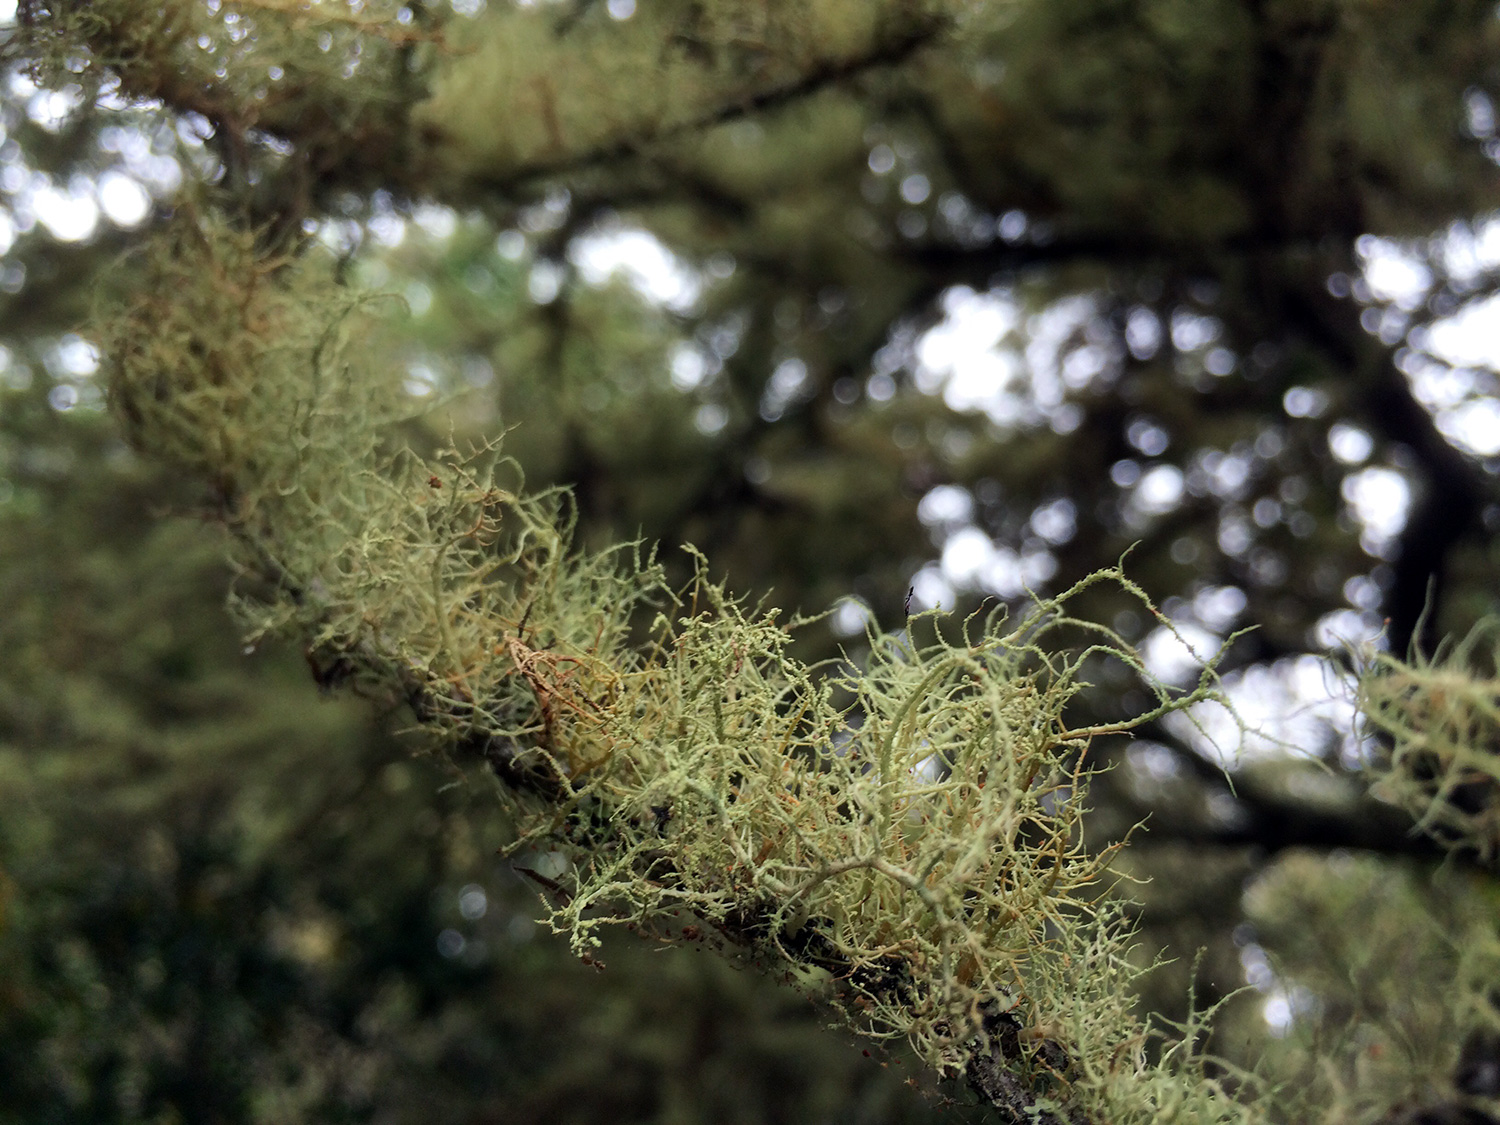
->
[2, 2, 1499, 1123]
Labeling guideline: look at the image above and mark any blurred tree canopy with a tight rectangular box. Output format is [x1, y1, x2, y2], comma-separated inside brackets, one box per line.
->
[2, 1, 1500, 1122]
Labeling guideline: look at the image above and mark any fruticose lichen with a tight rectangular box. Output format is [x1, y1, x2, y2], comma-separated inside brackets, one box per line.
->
[101, 213, 1257, 1123]
[1360, 623, 1500, 863]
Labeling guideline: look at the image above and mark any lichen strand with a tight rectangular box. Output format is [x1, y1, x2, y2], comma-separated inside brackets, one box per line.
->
[103, 217, 1254, 1124]
[1360, 624, 1500, 863]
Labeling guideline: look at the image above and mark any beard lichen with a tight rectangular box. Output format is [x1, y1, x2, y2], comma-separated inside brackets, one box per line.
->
[1359, 623, 1500, 863]
[101, 213, 1258, 1123]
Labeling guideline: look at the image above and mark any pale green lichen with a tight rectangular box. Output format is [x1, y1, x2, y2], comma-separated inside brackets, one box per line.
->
[1359, 622, 1500, 862]
[415, 0, 959, 186]
[101, 213, 1260, 1122]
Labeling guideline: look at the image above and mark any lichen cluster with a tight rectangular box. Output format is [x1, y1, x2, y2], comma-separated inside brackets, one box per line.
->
[1360, 624, 1500, 862]
[416, 0, 957, 186]
[8, 0, 430, 199]
[97, 214, 1258, 1121]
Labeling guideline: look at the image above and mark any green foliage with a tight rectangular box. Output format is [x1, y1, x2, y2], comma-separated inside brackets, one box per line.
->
[936, 0, 1500, 241]
[1246, 852, 1500, 1124]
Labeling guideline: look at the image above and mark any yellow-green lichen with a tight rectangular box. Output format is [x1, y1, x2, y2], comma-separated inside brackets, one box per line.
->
[1359, 622, 1500, 862]
[101, 212, 1257, 1123]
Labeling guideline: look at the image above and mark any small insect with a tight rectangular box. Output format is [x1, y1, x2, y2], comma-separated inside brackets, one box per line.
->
[428, 475, 442, 489]
[904, 585, 914, 615]
[650, 804, 672, 834]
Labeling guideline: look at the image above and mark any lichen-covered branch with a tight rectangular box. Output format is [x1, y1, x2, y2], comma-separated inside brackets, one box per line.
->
[99, 214, 1261, 1123]
[9, 0, 959, 204]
